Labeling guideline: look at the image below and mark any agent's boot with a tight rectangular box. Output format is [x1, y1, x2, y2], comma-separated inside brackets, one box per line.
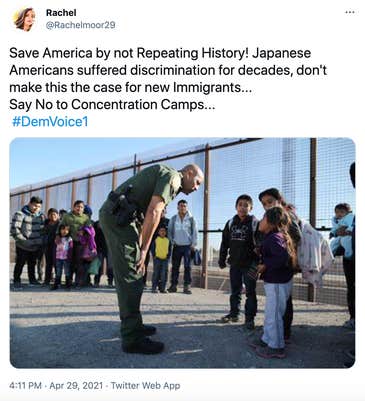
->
[141, 324, 157, 336]
[122, 338, 164, 354]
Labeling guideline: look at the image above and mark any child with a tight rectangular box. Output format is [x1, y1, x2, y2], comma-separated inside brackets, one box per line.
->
[330, 203, 354, 259]
[43, 208, 60, 285]
[77, 225, 97, 287]
[151, 226, 171, 293]
[218, 195, 259, 329]
[258, 188, 302, 343]
[251, 207, 296, 359]
[53, 224, 73, 290]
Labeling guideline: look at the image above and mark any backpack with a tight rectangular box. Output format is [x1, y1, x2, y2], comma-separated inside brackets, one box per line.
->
[297, 220, 334, 287]
[191, 248, 202, 266]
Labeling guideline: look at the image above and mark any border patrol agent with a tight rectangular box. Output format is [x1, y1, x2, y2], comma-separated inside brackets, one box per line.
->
[99, 163, 204, 354]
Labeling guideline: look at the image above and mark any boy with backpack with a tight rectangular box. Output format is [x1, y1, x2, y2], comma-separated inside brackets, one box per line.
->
[218, 195, 259, 330]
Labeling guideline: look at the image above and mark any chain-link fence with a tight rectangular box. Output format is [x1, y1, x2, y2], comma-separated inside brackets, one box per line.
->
[10, 137, 355, 305]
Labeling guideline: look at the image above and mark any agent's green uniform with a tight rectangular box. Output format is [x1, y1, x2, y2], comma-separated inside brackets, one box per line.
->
[99, 164, 182, 346]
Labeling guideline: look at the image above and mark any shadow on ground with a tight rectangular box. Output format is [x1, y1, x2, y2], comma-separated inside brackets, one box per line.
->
[10, 319, 354, 369]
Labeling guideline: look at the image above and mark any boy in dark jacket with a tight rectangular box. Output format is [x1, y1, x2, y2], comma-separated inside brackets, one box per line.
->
[218, 195, 259, 329]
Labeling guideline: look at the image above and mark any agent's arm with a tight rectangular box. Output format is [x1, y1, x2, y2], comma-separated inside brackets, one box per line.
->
[136, 195, 165, 273]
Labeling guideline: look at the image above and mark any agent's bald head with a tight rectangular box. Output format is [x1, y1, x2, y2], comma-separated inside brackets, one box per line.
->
[180, 164, 204, 194]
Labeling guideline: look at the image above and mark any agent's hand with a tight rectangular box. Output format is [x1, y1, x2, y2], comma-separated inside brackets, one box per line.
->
[218, 261, 226, 269]
[136, 249, 148, 275]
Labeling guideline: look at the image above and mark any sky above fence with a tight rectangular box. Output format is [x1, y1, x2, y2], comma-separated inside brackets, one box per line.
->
[10, 137, 212, 188]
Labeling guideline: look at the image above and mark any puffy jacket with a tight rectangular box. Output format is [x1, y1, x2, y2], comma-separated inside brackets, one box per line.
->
[10, 205, 45, 251]
[60, 212, 91, 241]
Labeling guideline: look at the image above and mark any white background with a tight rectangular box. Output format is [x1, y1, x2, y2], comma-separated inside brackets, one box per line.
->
[0, 1, 364, 400]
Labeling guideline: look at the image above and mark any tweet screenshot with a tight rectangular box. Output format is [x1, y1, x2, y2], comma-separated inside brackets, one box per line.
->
[1, 1, 364, 400]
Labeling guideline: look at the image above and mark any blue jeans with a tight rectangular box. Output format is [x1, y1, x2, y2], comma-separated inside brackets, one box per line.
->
[262, 280, 293, 349]
[55, 259, 71, 280]
[171, 245, 191, 286]
[152, 258, 168, 290]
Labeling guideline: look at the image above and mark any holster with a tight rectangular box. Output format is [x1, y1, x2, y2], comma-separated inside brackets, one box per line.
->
[107, 186, 144, 227]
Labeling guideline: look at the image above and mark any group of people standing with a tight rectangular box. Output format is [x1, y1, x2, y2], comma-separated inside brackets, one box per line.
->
[142, 199, 198, 295]
[10, 162, 355, 360]
[218, 189, 301, 359]
[218, 163, 355, 361]
[11, 199, 114, 290]
[10, 189, 199, 296]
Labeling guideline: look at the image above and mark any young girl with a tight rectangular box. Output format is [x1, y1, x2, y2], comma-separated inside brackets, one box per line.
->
[258, 188, 301, 343]
[53, 224, 73, 290]
[77, 225, 97, 287]
[252, 207, 297, 359]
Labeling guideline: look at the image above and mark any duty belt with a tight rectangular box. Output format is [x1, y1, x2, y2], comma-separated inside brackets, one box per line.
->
[107, 186, 144, 227]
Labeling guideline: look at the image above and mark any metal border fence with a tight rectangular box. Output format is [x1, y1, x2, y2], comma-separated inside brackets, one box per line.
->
[10, 137, 355, 305]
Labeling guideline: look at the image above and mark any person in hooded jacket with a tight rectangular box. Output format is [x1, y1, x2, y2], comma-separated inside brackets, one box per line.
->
[219, 194, 260, 329]
[11, 196, 45, 288]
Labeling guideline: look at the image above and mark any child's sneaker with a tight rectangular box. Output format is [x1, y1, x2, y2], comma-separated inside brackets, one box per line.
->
[248, 336, 267, 349]
[244, 319, 255, 330]
[256, 346, 286, 359]
[220, 314, 239, 323]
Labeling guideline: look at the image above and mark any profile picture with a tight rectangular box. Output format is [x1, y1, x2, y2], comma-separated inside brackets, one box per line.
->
[13, 7, 35, 31]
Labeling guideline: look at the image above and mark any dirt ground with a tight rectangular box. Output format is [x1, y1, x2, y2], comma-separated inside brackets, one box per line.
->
[9, 275, 355, 369]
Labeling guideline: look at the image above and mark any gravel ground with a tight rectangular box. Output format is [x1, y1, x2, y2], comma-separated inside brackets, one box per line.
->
[10, 280, 354, 369]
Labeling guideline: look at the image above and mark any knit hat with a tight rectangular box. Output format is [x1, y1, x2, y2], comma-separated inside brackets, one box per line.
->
[84, 205, 93, 217]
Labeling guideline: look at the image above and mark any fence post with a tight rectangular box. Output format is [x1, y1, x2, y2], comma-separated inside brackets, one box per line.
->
[112, 168, 118, 190]
[20, 192, 26, 207]
[133, 154, 138, 175]
[87, 174, 92, 206]
[201, 144, 210, 289]
[308, 138, 317, 302]
[71, 178, 76, 209]
[45, 186, 50, 213]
